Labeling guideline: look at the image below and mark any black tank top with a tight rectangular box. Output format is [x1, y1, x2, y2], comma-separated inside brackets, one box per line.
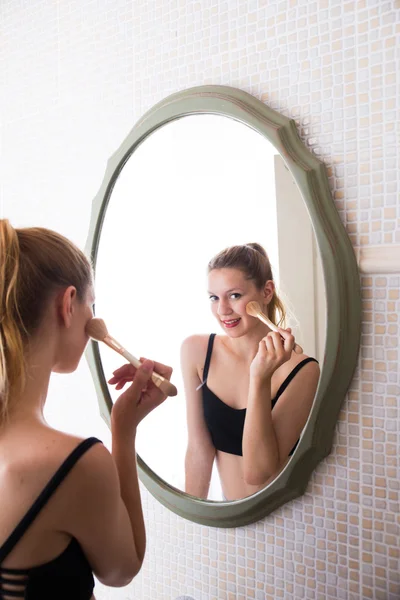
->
[202, 334, 318, 456]
[0, 437, 102, 600]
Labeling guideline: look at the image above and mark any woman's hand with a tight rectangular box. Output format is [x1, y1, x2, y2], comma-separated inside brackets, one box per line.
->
[108, 358, 173, 439]
[250, 328, 295, 383]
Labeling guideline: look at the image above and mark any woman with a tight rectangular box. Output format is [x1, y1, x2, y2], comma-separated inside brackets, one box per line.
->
[0, 219, 171, 599]
[181, 243, 320, 501]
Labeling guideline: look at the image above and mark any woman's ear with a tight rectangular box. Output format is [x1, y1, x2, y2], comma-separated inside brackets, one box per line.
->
[58, 286, 77, 328]
[263, 280, 275, 305]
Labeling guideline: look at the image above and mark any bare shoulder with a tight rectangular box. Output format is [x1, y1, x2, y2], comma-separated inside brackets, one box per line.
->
[0, 428, 112, 521]
[62, 440, 117, 504]
[34, 429, 103, 466]
[180, 334, 215, 390]
[276, 352, 320, 387]
[34, 430, 112, 490]
[293, 352, 320, 372]
[180, 334, 212, 363]
[1, 428, 92, 469]
[40, 432, 118, 522]
[41, 429, 113, 484]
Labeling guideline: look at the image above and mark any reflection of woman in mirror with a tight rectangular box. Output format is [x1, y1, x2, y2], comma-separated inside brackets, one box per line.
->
[0, 220, 171, 597]
[181, 243, 320, 501]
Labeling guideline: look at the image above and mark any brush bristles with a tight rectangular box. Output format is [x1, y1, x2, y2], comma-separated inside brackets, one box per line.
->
[246, 301, 261, 316]
[86, 317, 109, 342]
[158, 378, 178, 397]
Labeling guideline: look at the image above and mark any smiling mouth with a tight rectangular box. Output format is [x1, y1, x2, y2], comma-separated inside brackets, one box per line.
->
[221, 318, 241, 328]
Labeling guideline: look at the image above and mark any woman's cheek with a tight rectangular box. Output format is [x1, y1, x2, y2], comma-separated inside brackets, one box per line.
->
[238, 299, 249, 315]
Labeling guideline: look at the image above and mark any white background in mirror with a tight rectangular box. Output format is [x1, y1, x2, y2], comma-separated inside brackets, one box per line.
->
[95, 114, 324, 500]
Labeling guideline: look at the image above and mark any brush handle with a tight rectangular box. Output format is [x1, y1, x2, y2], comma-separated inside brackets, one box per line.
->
[103, 334, 177, 397]
[255, 312, 303, 354]
[121, 349, 178, 397]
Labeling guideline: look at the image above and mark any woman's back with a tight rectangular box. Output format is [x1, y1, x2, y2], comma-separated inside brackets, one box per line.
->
[0, 425, 99, 599]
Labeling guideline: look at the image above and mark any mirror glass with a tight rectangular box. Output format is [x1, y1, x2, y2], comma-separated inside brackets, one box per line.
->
[95, 114, 326, 501]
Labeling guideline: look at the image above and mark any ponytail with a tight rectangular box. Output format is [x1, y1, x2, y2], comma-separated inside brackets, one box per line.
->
[0, 220, 25, 424]
[266, 291, 286, 328]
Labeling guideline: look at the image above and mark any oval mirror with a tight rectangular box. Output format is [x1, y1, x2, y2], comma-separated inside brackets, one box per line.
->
[85, 85, 361, 527]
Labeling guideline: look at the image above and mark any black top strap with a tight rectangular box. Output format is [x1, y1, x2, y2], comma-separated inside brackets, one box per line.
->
[0, 437, 102, 563]
[203, 334, 216, 382]
[274, 357, 318, 401]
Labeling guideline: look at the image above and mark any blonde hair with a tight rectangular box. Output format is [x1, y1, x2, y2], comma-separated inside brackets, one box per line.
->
[0, 220, 93, 424]
[208, 243, 286, 327]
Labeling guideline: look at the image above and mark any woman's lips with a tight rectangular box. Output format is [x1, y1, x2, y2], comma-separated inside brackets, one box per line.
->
[221, 318, 241, 328]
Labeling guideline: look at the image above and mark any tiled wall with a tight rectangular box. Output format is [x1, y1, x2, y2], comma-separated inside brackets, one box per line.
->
[1, 1, 399, 599]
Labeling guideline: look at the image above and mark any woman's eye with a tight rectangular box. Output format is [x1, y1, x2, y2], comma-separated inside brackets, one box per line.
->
[230, 293, 241, 300]
[209, 295, 218, 302]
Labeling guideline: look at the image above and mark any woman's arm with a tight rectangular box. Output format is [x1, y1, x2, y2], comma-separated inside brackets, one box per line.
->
[111, 432, 145, 567]
[242, 331, 320, 486]
[67, 360, 171, 587]
[67, 443, 143, 587]
[242, 376, 279, 486]
[181, 335, 216, 499]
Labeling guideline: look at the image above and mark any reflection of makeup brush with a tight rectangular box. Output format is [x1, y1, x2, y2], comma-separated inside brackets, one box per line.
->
[246, 301, 303, 355]
[86, 318, 178, 397]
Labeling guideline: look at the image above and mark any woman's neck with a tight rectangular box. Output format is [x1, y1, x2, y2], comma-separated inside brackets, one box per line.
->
[7, 339, 54, 426]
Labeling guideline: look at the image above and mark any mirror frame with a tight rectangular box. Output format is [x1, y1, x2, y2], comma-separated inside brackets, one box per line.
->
[85, 85, 361, 527]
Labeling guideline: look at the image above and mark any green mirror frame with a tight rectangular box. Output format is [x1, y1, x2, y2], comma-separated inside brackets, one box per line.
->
[85, 85, 361, 528]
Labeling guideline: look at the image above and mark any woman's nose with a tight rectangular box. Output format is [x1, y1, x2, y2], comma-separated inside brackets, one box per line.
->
[217, 300, 233, 316]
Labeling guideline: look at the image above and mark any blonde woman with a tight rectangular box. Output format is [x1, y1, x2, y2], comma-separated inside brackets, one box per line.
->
[182, 243, 320, 501]
[0, 220, 171, 599]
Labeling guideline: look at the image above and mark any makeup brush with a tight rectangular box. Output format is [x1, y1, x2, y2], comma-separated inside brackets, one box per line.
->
[246, 301, 303, 354]
[86, 318, 178, 397]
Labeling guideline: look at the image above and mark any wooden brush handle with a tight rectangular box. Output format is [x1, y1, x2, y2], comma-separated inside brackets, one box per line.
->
[102, 334, 177, 397]
[256, 313, 303, 355]
[120, 349, 178, 397]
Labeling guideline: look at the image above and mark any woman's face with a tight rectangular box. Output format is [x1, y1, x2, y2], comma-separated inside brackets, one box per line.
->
[207, 268, 273, 337]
